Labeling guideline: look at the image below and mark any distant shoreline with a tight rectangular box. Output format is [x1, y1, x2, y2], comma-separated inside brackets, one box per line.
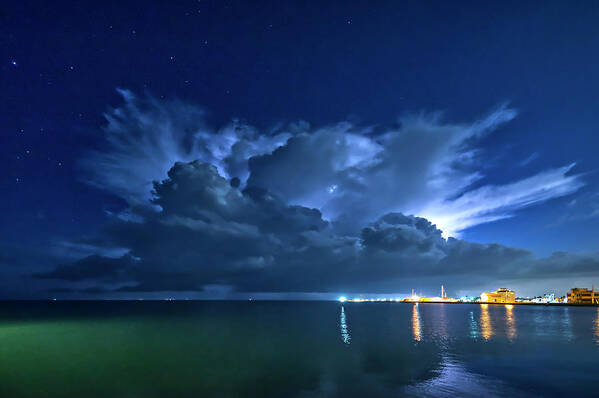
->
[0, 300, 596, 307]
[387, 301, 599, 307]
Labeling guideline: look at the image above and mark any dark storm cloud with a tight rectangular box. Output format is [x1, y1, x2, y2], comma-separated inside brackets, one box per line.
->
[31, 92, 595, 297]
[84, 92, 583, 238]
[39, 161, 349, 292]
[36, 159, 599, 295]
[245, 105, 583, 237]
[34, 254, 138, 282]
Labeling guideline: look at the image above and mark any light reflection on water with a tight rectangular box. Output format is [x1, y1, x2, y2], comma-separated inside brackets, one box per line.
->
[339, 306, 351, 344]
[469, 311, 478, 339]
[562, 307, 573, 341]
[480, 304, 493, 340]
[505, 304, 516, 341]
[402, 355, 533, 398]
[411, 303, 422, 342]
[433, 304, 448, 343]
[399, 303, 599, 397]
[2, 302, 599, 397]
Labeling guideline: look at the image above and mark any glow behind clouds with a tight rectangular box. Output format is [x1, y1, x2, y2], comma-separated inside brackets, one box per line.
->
[84, 92, 582, 238]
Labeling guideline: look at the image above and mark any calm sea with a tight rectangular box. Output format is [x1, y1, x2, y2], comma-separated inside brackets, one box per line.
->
[0, 301, 597, 397]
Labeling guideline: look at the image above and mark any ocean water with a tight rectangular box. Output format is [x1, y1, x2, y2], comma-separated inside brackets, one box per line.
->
[0, 301, 598, 397]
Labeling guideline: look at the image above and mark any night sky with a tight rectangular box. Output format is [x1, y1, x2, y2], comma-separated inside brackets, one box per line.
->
[2, 1, 599, 299]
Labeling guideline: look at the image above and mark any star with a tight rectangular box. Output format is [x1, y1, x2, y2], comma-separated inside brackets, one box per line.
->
[10, 60, 17, 67]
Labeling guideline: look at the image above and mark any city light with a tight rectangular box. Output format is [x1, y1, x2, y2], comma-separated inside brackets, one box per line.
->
[336, 286, 598, 306]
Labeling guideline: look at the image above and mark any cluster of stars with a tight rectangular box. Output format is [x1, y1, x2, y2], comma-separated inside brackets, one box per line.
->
[11, 127, 65, 184]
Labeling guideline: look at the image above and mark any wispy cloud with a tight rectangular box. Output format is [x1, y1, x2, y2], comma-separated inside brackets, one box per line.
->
[81, 89, 290, 206]
[83, 91, 584, 239]
[519, 151, 540, 167]
[420, 164, 584, 237]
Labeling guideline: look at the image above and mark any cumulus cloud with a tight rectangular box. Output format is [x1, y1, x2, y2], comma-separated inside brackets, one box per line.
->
[83, 92, 583, 239]
[81, 89, 290, 206]
[37, 160, 599, 296]
[34, 91, 594, 297]
[246, 104, 583, 236]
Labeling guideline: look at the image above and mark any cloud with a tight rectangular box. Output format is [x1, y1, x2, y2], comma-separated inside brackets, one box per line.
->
[28, 91, 593, 297]
[419, 163, 584, 237]
[34, 254, 139, 282]
[36, 160, 599, 297]
[246, 104, 582, 236]
[519, 151, 540, 167]
[81, 89, 290, 206]
[83, 92, 583, 238]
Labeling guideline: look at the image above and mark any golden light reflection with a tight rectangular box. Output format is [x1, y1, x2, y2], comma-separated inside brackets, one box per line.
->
[480, 304, 493, 340]
[594, 308, 599, 346]
[505, 304, 516, 341]
[412, 303, 422, 342]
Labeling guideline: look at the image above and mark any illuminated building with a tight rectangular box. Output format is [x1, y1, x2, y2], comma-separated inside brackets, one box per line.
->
[402, 285, 459, 303]
[515, 297, 532, 303]
[480, 288, 515, 303]
[532, 293, 556, 304]
[404, 296, 459, 303]
[567, 288, 599, 304]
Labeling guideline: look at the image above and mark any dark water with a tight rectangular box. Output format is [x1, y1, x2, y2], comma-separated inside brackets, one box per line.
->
[0, 301, 598, 397]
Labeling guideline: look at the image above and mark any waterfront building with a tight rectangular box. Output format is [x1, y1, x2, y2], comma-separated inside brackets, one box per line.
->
[533, 293, 556, 304]
[480, 288, 515, 303]
[402, 285, 459, 303]
[567, 288, 599, 304]
[515, 297, 533, 303]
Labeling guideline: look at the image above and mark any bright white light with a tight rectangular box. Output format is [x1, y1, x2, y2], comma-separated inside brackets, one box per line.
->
[338, 296, 347, 302]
